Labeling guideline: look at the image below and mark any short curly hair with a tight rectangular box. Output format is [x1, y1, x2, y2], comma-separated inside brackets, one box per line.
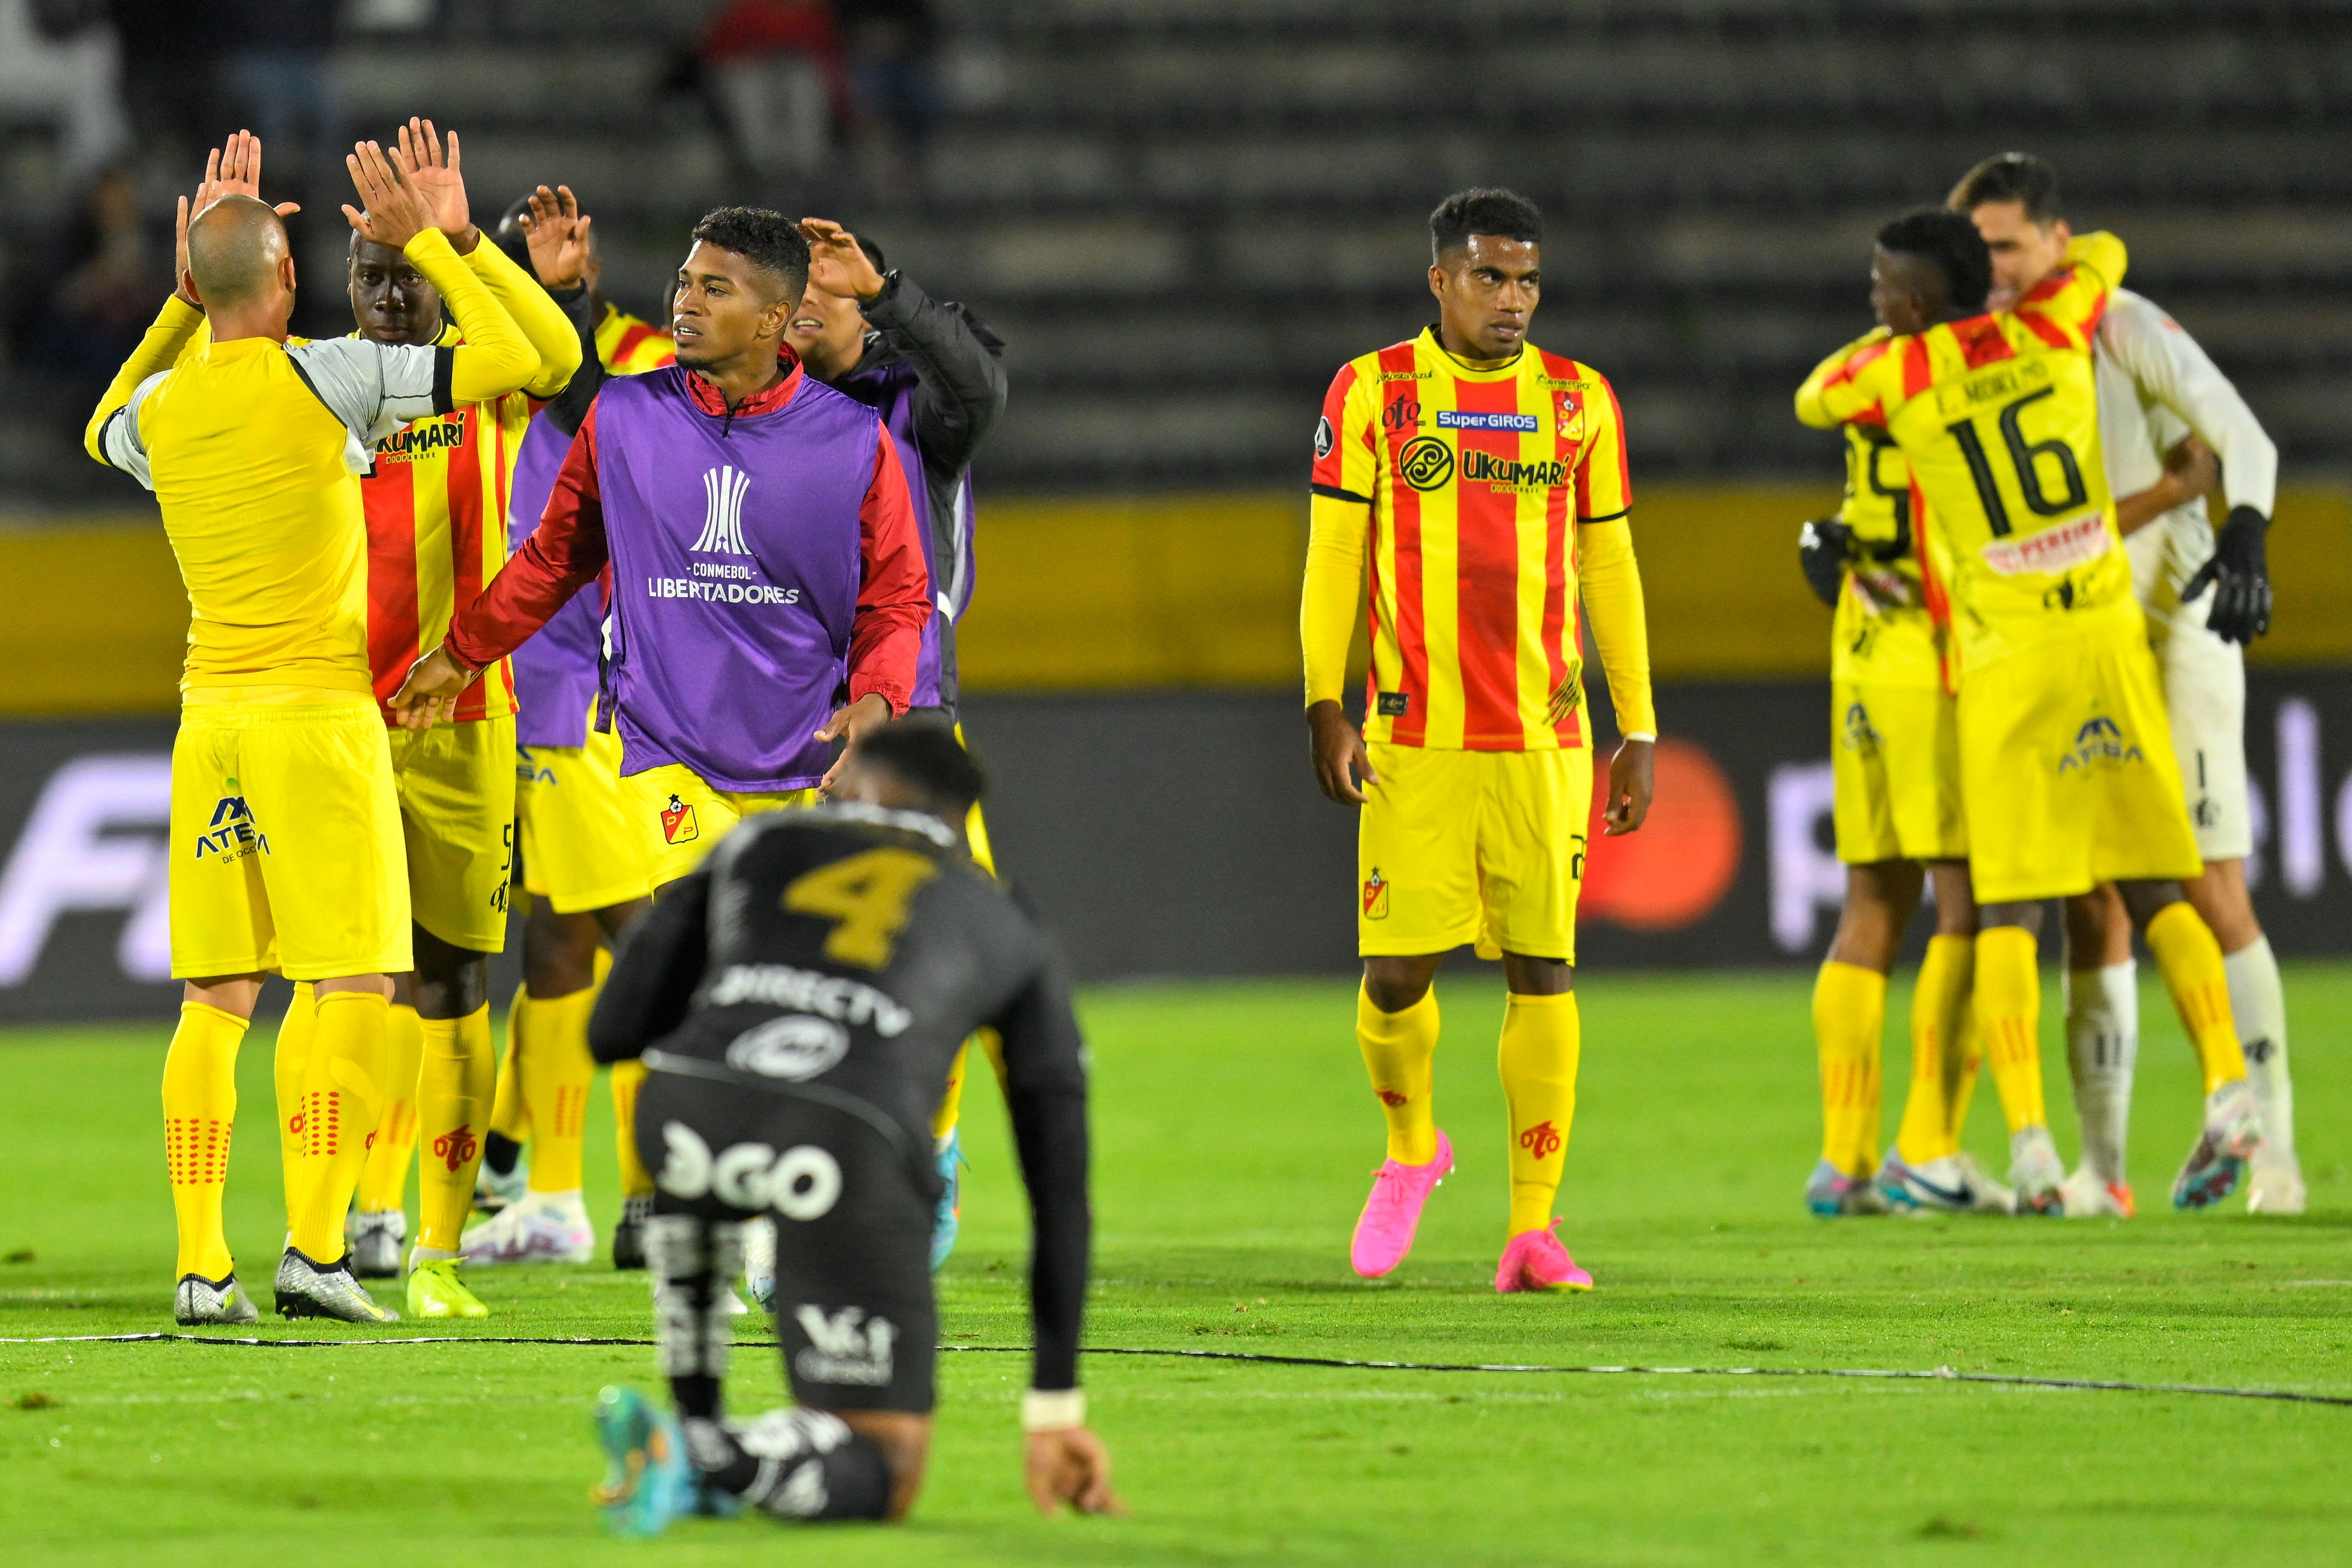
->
[1949, 152, 2063, 225]
[1429, 187, 1542, 262]
[690, 207, 810, 300]
[1877, 208, 1993, 316]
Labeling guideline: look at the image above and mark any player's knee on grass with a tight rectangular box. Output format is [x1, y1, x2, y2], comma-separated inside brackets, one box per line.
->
[685, 1407, 897, 1522]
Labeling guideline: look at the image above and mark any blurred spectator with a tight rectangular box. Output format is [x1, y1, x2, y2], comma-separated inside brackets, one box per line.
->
[841, 0, 943, 165]
[220, 0, 340, 193]
[699, 0, 851, 185]
[14, 165, 167, 402]
[0, 0, 133, 184]
[106, 0, 222, 179]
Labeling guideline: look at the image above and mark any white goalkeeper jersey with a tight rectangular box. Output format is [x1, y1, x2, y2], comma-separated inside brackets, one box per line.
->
[2095, 288, 2278, 614]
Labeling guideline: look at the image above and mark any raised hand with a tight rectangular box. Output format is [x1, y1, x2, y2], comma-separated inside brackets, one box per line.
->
[393, 117, 472, 245]
[800, 217, 885, 303]
[343, 139, 435, 252]
[519, 184, 592, 289]
[177, 131, 301, 304]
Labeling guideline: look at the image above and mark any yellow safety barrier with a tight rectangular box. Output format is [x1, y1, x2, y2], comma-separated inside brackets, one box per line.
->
[7, 483, 2347, 715]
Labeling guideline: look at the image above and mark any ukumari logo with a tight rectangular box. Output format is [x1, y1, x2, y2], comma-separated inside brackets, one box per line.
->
[2058, 714, 2143, 773]
[374, 417, 466, 460]
[1462, 450, 1566, 490]
[195, 788, 268, 861]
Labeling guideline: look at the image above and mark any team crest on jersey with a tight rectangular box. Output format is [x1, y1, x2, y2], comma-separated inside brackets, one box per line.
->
[1361, 867, 1390, 921]
[194, 784, 268, 862]
[2059, 714, 2144, 773]
[1397, 436, 1453, 491]
[661, 794, 700, 844]
[1552, 388, 1584, 441]
[693, 463, 753, 555]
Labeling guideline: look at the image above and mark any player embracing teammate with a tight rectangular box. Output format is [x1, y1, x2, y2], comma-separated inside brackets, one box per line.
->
[1301, 189, 1657, 1291]
[1796, 194, 2272, 1216]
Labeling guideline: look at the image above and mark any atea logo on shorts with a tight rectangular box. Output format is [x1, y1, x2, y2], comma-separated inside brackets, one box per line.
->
[794, 1305, 897, 1387]
[2058, 714, 2144, 773]
[195, 789, 268, 861]
[1841, 702, 1884, 754]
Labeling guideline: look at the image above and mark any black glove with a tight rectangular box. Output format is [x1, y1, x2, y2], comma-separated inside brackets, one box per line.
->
[2182, 505, 2272, 644]
[1798, 517, 1853, 609]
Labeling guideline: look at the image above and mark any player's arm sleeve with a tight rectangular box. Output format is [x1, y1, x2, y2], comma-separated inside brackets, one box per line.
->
[1303, 363, 1376, 707]
[463, 236, 584, 400]
[2104, 301, 2278, 518]
[860, 272, 1008, 477]
[446, 400, 611, 668]
[537, 284, 608, 438]
[990, 942, 1092, 1394]
[405, 228, 541, 405]
[845, 427, 932, 715]
[2016, 231, 2127, 343]
[1572, 375, 1654, 735]
[588, 865, 711, 1064]
[1794, 332, 1892, 430]
[83, 294, 204, 474]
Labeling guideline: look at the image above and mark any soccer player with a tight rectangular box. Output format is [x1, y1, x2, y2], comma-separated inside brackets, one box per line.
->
[271, 122, 582, 1320]
[1302, 188, 1656, 1292]
[785, 216, 1009, 1270]
[1792, 384, 2000, 1217]
[85, 129, 542, 1323]
[580, 720, 1117, 1531]
[1796, 211, 2263, 1214]
[389, 208, 930, 878]
[462, 185, 674, 1270]
[1950, 153, 2301, 1216]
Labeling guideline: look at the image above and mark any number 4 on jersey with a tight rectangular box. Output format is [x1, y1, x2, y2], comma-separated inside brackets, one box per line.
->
[783, 847, 939, 969]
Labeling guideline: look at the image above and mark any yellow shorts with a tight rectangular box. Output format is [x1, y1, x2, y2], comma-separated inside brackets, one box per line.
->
[1958, 619, 2203, 904]
[385, 713, 516, 954]
[518, 708, 656, 915]
[169, 695, 411, 981]
[1358, 741, 1591, 962]
[630, 762, 816, 887]
[1831, 678, 1967, 864]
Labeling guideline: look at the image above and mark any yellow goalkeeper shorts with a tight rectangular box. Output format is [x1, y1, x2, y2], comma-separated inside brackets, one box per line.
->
[385, 713, 516, 954]
[518, 706, 656, 915]
[1958, 612, 2203, 904]
[1831, 678, 1967, 865]
[1357, 741, 1591, 962]
[629, 762, 816, 888]
[168, 693, 411, 981]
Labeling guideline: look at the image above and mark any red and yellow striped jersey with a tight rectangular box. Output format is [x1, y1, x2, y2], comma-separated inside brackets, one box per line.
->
[594, 303, 675, 375]
[361, 321, 528, 724]
[1799, 232, 2129, 671]
[1310, 327, 1632, 750]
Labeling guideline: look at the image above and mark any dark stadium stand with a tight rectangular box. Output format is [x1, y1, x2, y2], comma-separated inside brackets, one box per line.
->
[1, 0, 2346, 500]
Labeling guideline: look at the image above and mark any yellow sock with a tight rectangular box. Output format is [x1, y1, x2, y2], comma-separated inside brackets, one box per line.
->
[415, 1005, 495, 1253]
[1357, 984, 1440, 1165]
[489, 986, 531, 1144]
[273, 982, 316, 1216]
[1498, 992, 1580, 1236]
[355, 1003, 423, 1213]
[932, 1039, 971, 1145]
[1975, 927, 2046, 1134]
[289, 991, 390, 1262]
[1895, 936, 1971, 1164]
[611, 1057, 654, 1199]
[518, 987, 596, 1193]
[163, 1002, 247, 1282]
[1946, 1012, 1983, 1144]
[2143, 902, 2247, 1093]
[1812, 961, 1884, 1176]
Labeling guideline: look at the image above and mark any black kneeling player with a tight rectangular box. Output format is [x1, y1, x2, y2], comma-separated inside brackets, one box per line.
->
[583, 719, 1120, 1531]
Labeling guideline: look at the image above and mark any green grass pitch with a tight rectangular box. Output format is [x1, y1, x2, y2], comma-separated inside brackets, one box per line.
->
[2, 966, 2348, 1566]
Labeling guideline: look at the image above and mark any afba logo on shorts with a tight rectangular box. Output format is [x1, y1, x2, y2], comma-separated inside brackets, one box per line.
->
[2058, 714, 2144, 774]
[726, 1014, 851, 1081]
[661, 794, 699, 845]
[194, 784, 268, 863]
[793, 1305, 897, 1387]
[1361, 867, 1390, 921]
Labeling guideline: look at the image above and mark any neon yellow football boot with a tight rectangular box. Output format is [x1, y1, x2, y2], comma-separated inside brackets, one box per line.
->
[406, 1255, 489, 1319]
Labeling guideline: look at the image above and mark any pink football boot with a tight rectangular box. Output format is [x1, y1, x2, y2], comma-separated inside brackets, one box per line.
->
[1350, 1131, 1454, 1279]
[1495, 1220, 1593, 1293]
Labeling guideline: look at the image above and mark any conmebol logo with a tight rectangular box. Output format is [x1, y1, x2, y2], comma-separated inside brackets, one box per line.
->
[693, 464, 752, 555]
